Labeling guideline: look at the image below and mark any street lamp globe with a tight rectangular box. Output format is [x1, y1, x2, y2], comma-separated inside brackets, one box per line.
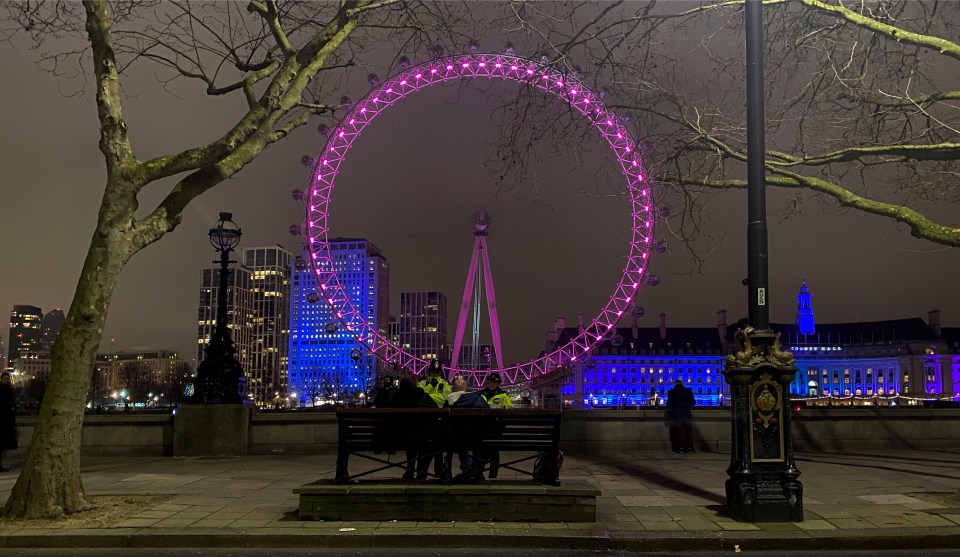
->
[209, 212, 242, 252]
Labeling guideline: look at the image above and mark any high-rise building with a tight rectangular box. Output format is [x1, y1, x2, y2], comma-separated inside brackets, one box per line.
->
[242, 246, 293, 406]
[197, 265, 254, 385]
[8, 305, 43, 369]
[40, 308, 66, 353]
[398, 291, 448, 363]
[457, 344, 492, 370]
[288, 238, 389, 406]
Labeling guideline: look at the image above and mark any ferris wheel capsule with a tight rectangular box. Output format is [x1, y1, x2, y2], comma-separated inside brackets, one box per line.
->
[291, 189, 304, 202]
[367, 73, 380, 88]
[467, 40, 480, 52]
[632, 305, 645, 318]
[294, 257, 308, 272]
[657, 207, 671, 218]
[655, 240, 668, 254]
[301, 155, 314, 168]
[289, 224, 302, 236]
[647, 274, 661, 286]
[504, 42, 515, 55]
[339, 95, 352, 107]
[317, 124, 330, 137]
[307, 292, 321, 304]
[399, 56, 411, 70]
[325, 322, 339, 334]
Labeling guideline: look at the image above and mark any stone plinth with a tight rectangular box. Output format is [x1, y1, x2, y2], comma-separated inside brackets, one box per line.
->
[295, 480, 599, 522]
[174, 404, 251, 456]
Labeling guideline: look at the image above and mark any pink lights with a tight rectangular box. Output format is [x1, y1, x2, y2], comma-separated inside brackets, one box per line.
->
[303, 52, 654, 386]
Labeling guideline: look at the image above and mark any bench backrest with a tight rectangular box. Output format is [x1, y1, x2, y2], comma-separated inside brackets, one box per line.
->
[337, 408, 448, 452]
[336, 408, 562, 452]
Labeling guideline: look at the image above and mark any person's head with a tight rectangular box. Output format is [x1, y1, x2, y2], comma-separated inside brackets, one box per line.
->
[452, 376, 468, 393]
[382, 376, 395, 388]
[397, 377, 417, 392]
[427, 359, 443, 376]
[674, 380, 683, 388]
[0, 372, 10, 384]
[485, 372, 502, 389]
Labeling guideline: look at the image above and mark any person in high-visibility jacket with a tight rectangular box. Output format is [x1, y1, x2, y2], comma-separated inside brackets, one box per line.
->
[418, 359, 451, 408]
[414, 360, 451, 480]
[477, 372, 513, 478]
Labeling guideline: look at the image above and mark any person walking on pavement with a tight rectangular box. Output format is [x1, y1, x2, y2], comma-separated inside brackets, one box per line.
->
[666, 379, 696, 453]
[0, 372, 19, 472]
[477, 372, 512, 479]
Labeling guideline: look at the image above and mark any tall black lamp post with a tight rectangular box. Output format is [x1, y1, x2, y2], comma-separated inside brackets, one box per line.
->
[190, 212, 245, 404]
[722, 0, 803, 522]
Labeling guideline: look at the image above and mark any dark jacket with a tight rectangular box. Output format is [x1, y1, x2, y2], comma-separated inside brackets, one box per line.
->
[666, 383, 695, 421]
[0, 382, 18, 451]
[391, 378, 436, 408]
[373, 385, 397, 408]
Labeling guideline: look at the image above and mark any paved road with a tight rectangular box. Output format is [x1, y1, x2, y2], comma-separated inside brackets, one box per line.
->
[3, 549, 960, 557]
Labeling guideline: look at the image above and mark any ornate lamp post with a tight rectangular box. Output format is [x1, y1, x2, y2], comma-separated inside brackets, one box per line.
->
[722, 0, 803, 522]
[190, 212, 245, 404]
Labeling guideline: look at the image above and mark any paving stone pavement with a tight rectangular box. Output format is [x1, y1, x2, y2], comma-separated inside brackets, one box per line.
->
[1, 449, 959, 550]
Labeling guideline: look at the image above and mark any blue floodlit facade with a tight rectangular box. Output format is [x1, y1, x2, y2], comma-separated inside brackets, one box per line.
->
[546, 283, 958, 407]
[287, 239, 389, 406]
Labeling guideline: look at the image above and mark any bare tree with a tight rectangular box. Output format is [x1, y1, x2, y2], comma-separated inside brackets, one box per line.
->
[494, 0, 960, 273]
[0, 0, 481, 519]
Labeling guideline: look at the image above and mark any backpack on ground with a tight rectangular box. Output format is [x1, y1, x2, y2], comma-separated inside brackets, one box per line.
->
[533, 448, 564, 485]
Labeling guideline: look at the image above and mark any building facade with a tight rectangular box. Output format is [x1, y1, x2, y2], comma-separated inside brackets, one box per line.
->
[398, 291, 448, 363]
[91, 350, 191, 407]
[7, 304, 43, 369]
[541, 283, 958, 408]
[287, 239, 389, 406]
[242, 246, 293, 406]
[196, 265, 254, 384]
[40, 308, 66, 354]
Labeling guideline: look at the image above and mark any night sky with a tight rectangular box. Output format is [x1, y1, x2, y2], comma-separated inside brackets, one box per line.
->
[2, 7, 958, 369]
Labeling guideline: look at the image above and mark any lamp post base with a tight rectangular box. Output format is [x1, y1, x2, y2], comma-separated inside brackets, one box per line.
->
[726, 472, 803, 523]
[189, 351, 245, 405]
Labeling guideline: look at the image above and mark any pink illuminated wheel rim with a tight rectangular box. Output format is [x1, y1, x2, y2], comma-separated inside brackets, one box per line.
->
[305, 53, 654, 386]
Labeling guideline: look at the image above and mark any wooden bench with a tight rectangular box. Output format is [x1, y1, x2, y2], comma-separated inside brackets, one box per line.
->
[335, 408, 562, 485]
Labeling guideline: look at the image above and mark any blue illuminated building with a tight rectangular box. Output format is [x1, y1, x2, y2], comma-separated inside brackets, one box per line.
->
[547, 313, 730, 408]
[287, 239, 389, 406]
[544, 282, 958, 407]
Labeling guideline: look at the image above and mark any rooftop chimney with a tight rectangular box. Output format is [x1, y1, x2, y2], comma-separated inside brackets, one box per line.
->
[928, 310, 941, 336]
[659, 312, 667, 341]
[717, 309, 729, 354]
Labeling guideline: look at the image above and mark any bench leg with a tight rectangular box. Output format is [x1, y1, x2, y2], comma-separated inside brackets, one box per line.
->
[335, 450, 349, 482]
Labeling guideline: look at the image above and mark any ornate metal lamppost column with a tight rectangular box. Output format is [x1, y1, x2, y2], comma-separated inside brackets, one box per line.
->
[190, 212, 245, 404]
[722, 0, 803, 522]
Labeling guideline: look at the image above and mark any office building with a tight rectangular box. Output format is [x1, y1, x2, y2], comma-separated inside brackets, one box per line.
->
[398, 291, 448, 363]
[40, 308, 66, 354]
[92, 350, 191, 407]
[242, 246, 293, 406]
[197, 265, 254, 384]
[288, 239, 389, 406]
[8, 305, 43, 369]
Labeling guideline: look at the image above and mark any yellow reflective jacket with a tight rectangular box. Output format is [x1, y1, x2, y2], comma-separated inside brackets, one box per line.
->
[418, 377, 451, 408]
[481, 388, 513, 409]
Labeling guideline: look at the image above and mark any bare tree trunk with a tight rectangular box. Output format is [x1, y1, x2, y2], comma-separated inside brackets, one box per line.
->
[2, 192, 133, 518]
